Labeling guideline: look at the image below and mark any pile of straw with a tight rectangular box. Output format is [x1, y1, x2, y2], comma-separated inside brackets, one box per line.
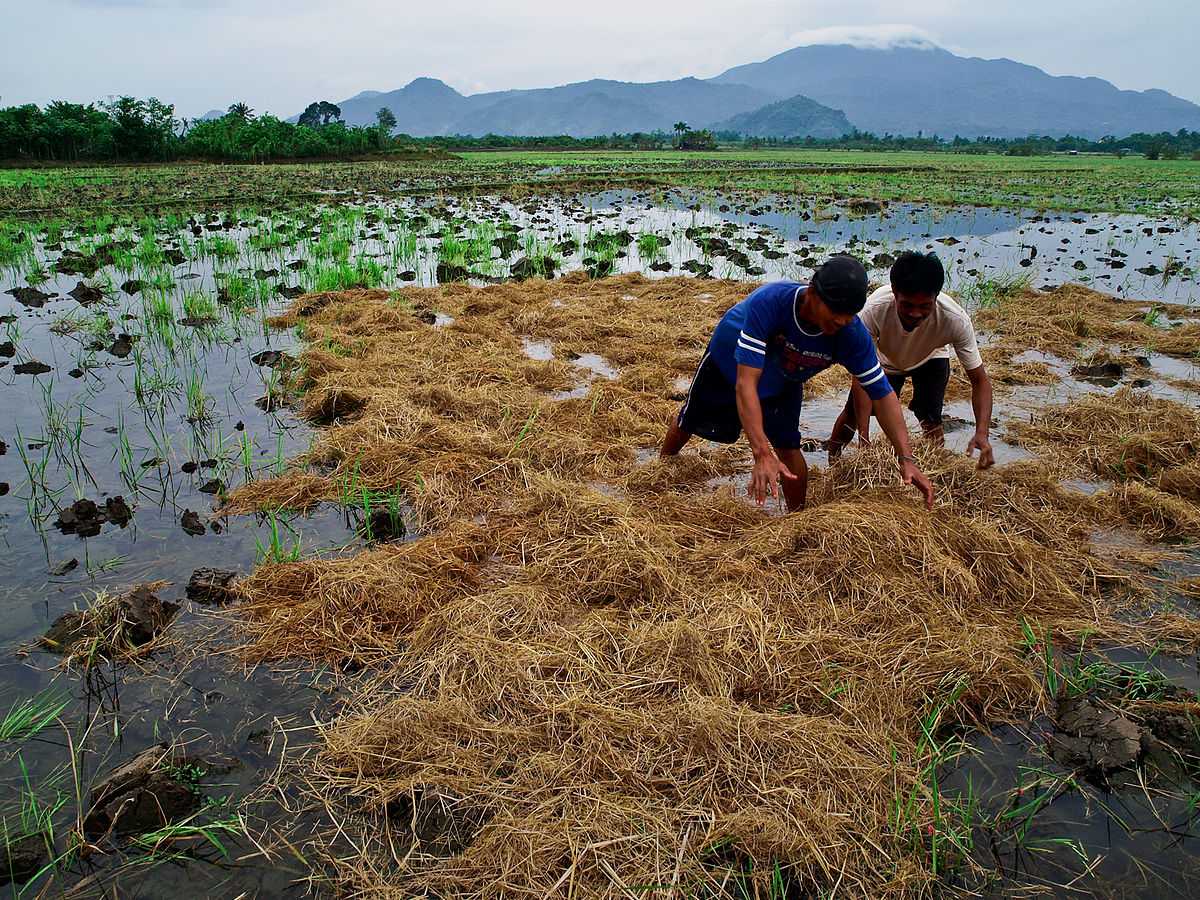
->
[1010, 387, 1200, 538]
[222, 275, 1198, 896]
[975, 283, 1200, 361]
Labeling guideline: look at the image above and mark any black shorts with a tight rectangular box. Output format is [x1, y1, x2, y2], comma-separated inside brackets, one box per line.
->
[885, 357, 951, 426]
[676, 353, 803, 450]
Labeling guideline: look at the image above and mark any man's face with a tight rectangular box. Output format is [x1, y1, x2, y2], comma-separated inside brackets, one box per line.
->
[811, 294, 856, 335]
[895, 290, 937, 331]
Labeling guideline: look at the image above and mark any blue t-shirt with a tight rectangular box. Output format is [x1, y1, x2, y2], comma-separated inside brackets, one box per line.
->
[708, 281, 894, 400]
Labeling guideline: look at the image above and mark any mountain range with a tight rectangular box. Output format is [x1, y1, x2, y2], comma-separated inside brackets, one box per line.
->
[289, 43, 1200, 140]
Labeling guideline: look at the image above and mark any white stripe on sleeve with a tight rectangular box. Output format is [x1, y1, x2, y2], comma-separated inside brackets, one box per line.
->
[854, 363, 882, 380]
[736, 340, 766, 355]
[738, 331, 766, 348]
[860, 371, 887, 387]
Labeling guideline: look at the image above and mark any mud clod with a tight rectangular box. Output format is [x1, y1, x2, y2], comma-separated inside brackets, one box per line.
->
[54, 496, 132, 536]
[39, 582, 178, 658]
[1048, 694, 1143, 777]
[83, 744, 201, 837]
[180, 509, 206, 536]
[186, 568, 239, 605]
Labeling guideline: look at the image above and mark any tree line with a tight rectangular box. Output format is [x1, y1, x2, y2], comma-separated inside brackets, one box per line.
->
[2, 96, 1198, 162]
[0, 97, 417, 162]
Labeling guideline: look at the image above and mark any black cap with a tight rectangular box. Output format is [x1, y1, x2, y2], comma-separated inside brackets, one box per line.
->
[811, 255, 869, 314]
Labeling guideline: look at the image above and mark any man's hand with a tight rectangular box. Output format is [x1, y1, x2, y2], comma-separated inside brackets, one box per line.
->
[749, 451, 797, 507]
[966, 432, 995, 469]
[901, 459, 935, 510]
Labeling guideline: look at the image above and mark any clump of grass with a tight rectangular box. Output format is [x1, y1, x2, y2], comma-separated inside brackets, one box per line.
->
[0, 690, 70, 742]
[957, 270, 1033, 310]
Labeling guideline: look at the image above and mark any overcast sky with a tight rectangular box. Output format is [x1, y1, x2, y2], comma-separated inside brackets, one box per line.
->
[3, 0, 1197, 118]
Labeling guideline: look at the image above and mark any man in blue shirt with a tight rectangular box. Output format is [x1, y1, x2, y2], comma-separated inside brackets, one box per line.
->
[660, 256, 934, 511]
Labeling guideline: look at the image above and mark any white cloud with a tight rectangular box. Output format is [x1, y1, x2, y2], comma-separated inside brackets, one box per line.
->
[784, 24, 940, 51]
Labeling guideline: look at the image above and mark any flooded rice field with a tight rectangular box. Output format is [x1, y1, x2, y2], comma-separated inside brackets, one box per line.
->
[2, 186, 1200, 895]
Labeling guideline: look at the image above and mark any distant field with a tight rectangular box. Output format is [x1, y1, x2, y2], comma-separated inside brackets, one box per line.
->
[1, 149, 1198, 217]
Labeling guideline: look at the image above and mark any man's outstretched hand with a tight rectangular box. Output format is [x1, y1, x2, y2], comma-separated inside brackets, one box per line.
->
[966, 433, 995, 469]
[901, 459, 935, 510]
[749, 452, 797, 507]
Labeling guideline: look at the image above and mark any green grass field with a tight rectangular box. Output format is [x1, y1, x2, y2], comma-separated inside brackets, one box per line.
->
[2, 149, 1198, 219]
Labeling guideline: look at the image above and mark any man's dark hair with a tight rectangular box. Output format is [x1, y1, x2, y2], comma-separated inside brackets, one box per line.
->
[890, 251, 945, 297]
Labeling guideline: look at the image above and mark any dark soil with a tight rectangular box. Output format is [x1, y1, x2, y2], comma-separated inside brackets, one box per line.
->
[384, 786, 492, 857]
[1048, 694, 1143, 779]
[305, 389, 367, 425]
[359, 507, 407, 543]
[68, 281, 104, 306]
[0, 834, 48, 886]
[180, 509, 206, 536]
[39, 582, 179, 656]
[83, 744, 201, 837]
[185, 568, 239, 605]
[54, 496, 133, 537]
[6, 286, 51, 307]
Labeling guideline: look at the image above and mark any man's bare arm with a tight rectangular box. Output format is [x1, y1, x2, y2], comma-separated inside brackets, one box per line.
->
[735, 364, 797, 506]
[871, 391, 935, 509]
[965, 364, 995, 468]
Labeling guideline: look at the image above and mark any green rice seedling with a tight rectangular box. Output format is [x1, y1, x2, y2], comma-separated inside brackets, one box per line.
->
[311, 259, 384, 292]
[240, 431, 255, 482]
[636, 232, 664, 260]
[86, 555, 126, 576]
[204, 235, 239, 260]
[891, 677, 974, 878]
[133, 233, 165, 268]
[142, 289, 176, 329]
[184, 366, 213, 423]
[273, 431, 287, 475]
[24, 261, 50, 286]
[511, 407, 541, 453]
[1019, 619, 1060, 696]
[182, 291, 219, 321]
[130, 810, 245, 858]
[254, 510, 302, 564]
[995, 765, 1078, 848]
[313, 231, 352, 264]
[114, 407, 144, 492]
[0, 690, 70, 742]
[438, 232, 469, 269]
[337, 457, 365, 507]
[389, 226, 419, 268]
[2, 756, 68, 883]
[36, 380, 70, 458]
[217, 273, 254, 314]
[465, 220, 497, 264]
[0, 224, 37, 270]
[142, 266, 176, 293]
[13, 424, 58, 518]
[957, 270, 1033, 311]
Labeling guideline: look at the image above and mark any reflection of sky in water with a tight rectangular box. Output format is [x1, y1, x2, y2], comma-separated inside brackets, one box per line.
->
[445, 189, 1198, 303]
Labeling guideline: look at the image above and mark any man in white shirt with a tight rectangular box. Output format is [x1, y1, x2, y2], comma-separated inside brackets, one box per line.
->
[828, 251, 995, 468]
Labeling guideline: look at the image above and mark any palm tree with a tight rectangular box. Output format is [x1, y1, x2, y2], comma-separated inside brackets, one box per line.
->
[227, 102, 253, 122]
[672, 121, 689, 149]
